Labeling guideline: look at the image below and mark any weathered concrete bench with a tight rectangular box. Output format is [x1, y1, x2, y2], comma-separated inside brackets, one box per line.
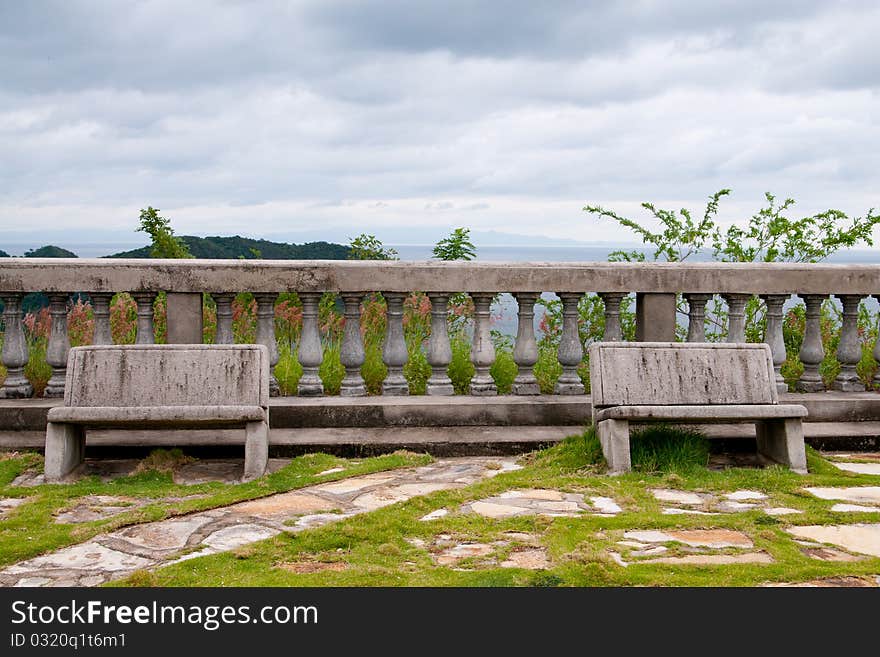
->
[45, 344, 270, 482]
[588, 342, 808, 474]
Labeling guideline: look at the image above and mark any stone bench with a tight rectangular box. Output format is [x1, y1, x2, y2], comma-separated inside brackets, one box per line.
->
[45, 344, 270, 482]
[588, 342, 808, 474]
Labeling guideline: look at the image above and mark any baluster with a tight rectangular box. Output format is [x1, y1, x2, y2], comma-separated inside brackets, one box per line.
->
[90, 293, 113, 344]
[254, 292, 280, 397]
[874, 299, 880, 390]
[512, 292, 539, 395]
[382, 292, 409, 395]
[44, 293, 71, 397]
[555, 293, 584, 394]
[834, 295, 864, 391]
[0, 293, 33, 398]
[296, 292, 324, 396]
[339, 293, 366, 397]
[684, 293, 711, 343]
[762, 294, 789, 393]
[426, 293, 454, 395]
[724, 293, 749, 343]
[797, 294, 826, 392]
[213, 293, 234, 344]
[599, 292, 625, 342]
[470, 293, 496, 395]
[131, 292, 156, 344]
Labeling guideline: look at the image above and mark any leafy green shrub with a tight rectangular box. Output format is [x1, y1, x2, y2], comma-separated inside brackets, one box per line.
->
[320, 342, 345, 395]
[274, 344, 302, 396]
[361, 344, 387, 395]
[490, 331, 517, 394]
[24, 337, 51, 397]
[448, 335, 475, 394]
[534, 344, 561, 394]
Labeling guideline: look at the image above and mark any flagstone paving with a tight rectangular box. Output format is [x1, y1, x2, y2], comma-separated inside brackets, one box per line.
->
[413, 532, 550, 570]
[6, 450, 880, 588]
[650, 488, 802, 516]
[786, 523, 880, 558]
[804, 486, 880, 506]
[825, 452, 880, 476]
[0, 498, 26, 519]
[763, 576, 880, 587]
[623, 529, 754, 548]
[609, 528, 776, 567]
[463, 489, 620, 519]
[0, 456, 520, 587]
[833, 462, 880, 475]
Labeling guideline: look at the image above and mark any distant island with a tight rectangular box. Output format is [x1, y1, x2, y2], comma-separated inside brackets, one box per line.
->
[1, 236, 351, 260]
[25, 245, 79, 258]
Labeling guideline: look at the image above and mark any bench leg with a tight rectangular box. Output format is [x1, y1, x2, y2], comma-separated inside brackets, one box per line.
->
[45, 422, 85, 482]
[597, 419, 631, 474]
[756, 419, 808, 474]
[243, 420, 269, 482]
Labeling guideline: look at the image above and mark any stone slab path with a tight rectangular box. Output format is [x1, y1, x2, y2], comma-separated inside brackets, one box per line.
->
[0, 457, 521, 587]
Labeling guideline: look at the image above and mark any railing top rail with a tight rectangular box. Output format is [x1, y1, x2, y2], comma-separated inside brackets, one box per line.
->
[1, 258, 879, 294]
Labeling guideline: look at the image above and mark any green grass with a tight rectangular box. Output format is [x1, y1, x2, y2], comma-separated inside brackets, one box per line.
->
[107, 427, 880, 588]
[627, 425, 710, 474]
[0, 449, 431, 568]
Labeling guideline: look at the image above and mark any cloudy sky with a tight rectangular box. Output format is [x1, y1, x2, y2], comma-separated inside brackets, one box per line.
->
[1, 0, 879, 253]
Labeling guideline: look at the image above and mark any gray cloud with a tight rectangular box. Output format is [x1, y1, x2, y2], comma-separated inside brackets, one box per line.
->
[0, 1, 878, 248]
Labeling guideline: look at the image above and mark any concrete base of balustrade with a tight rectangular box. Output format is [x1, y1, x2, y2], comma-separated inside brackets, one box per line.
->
[832, 379, 867, 393]
[0, 426, 578, 457]
[2, 392, 880, 454]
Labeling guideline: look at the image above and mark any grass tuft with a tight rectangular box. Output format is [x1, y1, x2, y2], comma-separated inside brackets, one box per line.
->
[133, 448, 195, 475]
[629, 425, 710, 474]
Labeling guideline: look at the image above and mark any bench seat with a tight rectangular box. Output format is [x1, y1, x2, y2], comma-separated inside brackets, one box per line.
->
[48, 405, 266, 427]
[589, 342, 809, 474]
[595, 403, 807, 423]
[44, 344, 271, 483]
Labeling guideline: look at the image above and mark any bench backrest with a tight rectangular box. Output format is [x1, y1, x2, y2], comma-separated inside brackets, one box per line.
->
[63, 345, 269, 408]
[589, 342, 778, 408]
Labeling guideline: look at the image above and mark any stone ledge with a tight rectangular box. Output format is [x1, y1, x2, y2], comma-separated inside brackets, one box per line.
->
[2, 392, 879, 431]
[2, 422, 880, 456]
[5, 258, 880, 294]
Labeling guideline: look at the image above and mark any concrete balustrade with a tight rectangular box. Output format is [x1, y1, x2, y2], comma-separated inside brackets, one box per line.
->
[340, 293, 367, 397]
[469, 293, 496, 396]
[382, 292, 409, 396]
[426, 293, 454, 396]
[297, 292, 324, 396]
[761, 294, 788, 394]
[44, 293, 71, 398]
[212, 293, 234, 345]
[684, 293, 711, 343]
[599, 292, 625, 342]
[131, 291, 156, 345]
[2, 259, 880, 400]
[90, 293, 113, 345]
[834, 295, 863, 392]
[723, 293, 750, 343]
[0, 293, 32, 398]
[797, 295, 826, 392]
[555, 293, 584, 395]
[512, 293, 539, 395]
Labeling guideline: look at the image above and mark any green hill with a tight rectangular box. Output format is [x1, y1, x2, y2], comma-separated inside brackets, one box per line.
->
[0, 249, 9, 257]
[24, 245, 78, 258]
[107, 235, 350, 259]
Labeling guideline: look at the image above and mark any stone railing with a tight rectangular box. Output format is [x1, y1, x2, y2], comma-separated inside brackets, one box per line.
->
[1, 259, 878, 399]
